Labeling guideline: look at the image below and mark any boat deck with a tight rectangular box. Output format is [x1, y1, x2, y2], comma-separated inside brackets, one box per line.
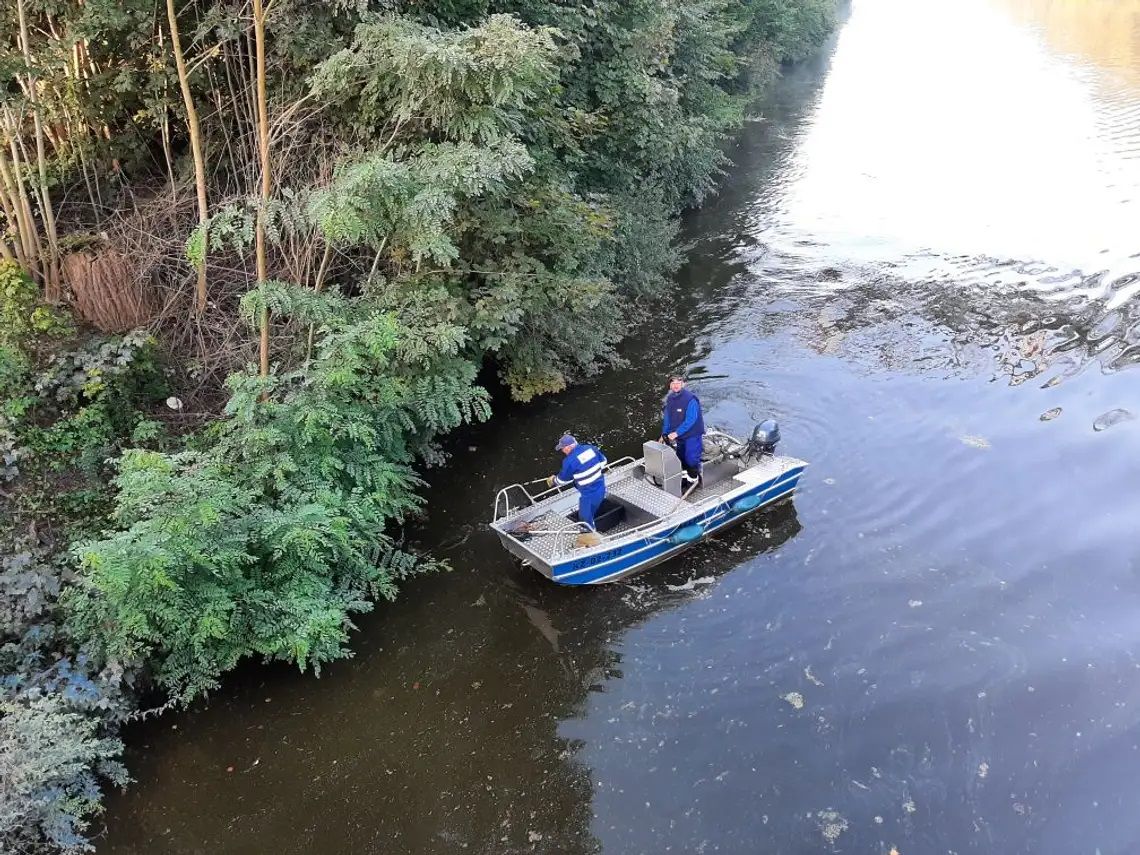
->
[515, 467, 747, 561]
[611, 471, 689, 516]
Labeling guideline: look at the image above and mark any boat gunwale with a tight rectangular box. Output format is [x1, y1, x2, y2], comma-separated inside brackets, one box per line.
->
[572, 480, 801, 585]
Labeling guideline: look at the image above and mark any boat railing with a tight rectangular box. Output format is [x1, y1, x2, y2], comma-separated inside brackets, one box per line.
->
[492, 456, 638, 523]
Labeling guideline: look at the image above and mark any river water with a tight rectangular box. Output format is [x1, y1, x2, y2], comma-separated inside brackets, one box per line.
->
[100, 0, 1140, 852]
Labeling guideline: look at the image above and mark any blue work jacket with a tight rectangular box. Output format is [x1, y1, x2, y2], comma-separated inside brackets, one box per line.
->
[554, 443, 607, 494]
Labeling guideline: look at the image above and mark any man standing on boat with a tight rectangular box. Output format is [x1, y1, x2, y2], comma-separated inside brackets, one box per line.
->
[661, 374, 705, 487]
[546, 435, 606, 548]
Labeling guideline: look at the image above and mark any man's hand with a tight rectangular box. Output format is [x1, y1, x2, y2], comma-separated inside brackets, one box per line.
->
[667, 432, 678, 442]
[545, 475, 556, 488]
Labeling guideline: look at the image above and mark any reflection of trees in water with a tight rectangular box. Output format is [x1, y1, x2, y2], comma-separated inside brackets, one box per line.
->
[994, 0, 1140, 88]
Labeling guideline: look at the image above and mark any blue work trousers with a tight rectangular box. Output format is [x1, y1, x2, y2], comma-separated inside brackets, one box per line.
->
[577, 486, 605, 531]
[676, 435, 703, 478]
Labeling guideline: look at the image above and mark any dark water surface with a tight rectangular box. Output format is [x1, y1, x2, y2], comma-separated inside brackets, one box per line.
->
[100, 0, 1140, 852]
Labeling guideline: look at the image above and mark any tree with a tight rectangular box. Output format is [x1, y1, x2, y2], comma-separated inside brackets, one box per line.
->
[165, 0, 210, 315]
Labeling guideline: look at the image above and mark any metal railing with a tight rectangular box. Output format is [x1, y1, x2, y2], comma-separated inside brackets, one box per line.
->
[492, 456, 638, 523]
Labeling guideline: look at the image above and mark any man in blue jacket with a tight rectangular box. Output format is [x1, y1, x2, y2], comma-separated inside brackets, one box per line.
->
[661, 374, 704, 487]
[546, 434, 606, 547]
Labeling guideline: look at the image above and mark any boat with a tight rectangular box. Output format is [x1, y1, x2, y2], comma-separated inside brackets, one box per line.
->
[490, 421, 807, 585]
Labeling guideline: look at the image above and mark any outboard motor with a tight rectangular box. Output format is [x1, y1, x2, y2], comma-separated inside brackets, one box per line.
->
[748, 419, 780, 457]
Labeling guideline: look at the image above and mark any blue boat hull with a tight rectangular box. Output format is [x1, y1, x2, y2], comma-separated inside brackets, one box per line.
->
[548, 465, 805, 585]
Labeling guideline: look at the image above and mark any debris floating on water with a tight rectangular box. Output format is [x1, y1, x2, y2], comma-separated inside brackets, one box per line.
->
[959, 434, 991, 449]
[1039, 407, 1062, 422]
[782, 692, 805, 710]
[816, 810, 848, 844]
[1093, 408, 1134, 432]
[667, 576, 715, 592]
[908, 600, 923, 608]
[978, 762, 989, 779]
[805, 666, 824, 687]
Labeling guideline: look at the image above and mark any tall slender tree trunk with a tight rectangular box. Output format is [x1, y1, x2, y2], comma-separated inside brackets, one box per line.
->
[165, 0, 210, 315]
[2, 127, 45, 281]
[0, 145, 32, 270]
[253, 0, 271, 382]
[16, 0, 61, 300]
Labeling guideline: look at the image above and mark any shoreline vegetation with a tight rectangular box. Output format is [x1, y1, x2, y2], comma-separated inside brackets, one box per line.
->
[0, 1, 836, 850]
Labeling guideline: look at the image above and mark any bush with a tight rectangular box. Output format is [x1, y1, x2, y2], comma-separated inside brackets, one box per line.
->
[67, 284, 487, 702]
[0, 262, 72, 355]
[0, 280, 157, 855]
[0, 694, 127, 854]
[4, 330, 166, 482]
[1, 543, 131, 855]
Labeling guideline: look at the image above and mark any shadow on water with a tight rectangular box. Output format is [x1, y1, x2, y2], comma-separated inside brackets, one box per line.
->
[99, 501, 803, 854]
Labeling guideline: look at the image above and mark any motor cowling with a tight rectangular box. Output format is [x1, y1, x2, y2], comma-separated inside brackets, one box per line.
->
[749, 419, 780, 456]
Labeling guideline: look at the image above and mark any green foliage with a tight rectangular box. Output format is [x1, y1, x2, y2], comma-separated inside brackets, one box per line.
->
[0, 319, 168, 855]
[0, 421, 19, 484]
[34, 331, 161, 409]
[0, 0, 170, 179]
[0, 346, 33, 483]
[0, 263, 71, 355]
[11, 331, 166, 476]
[185, 223, 207, 272]
[295, 1, 834, 401]
[743, 0, 837, 63]
[311, 13, 559, 143]
[0, 535, 131, 855]
[67, 283, 488, 702]
[0, 694, 127, 854]
[309, 139, 534, 264]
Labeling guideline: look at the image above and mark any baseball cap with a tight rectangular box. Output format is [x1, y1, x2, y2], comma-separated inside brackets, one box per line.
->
[554, 434, 577, 450]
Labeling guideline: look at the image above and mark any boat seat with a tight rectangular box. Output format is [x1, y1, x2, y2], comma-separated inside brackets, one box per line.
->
[607, 472, 685, 519]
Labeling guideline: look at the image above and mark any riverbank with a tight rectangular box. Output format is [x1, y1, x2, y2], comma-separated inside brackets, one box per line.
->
[0, 2, 838, 851]
[94, 0, 1140, 851]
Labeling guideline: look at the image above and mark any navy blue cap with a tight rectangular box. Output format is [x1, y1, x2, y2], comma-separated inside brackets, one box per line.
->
[554, 434, 576, 450]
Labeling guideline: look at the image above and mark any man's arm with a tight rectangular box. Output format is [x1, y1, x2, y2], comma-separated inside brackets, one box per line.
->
[554, 455, 575, 485]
